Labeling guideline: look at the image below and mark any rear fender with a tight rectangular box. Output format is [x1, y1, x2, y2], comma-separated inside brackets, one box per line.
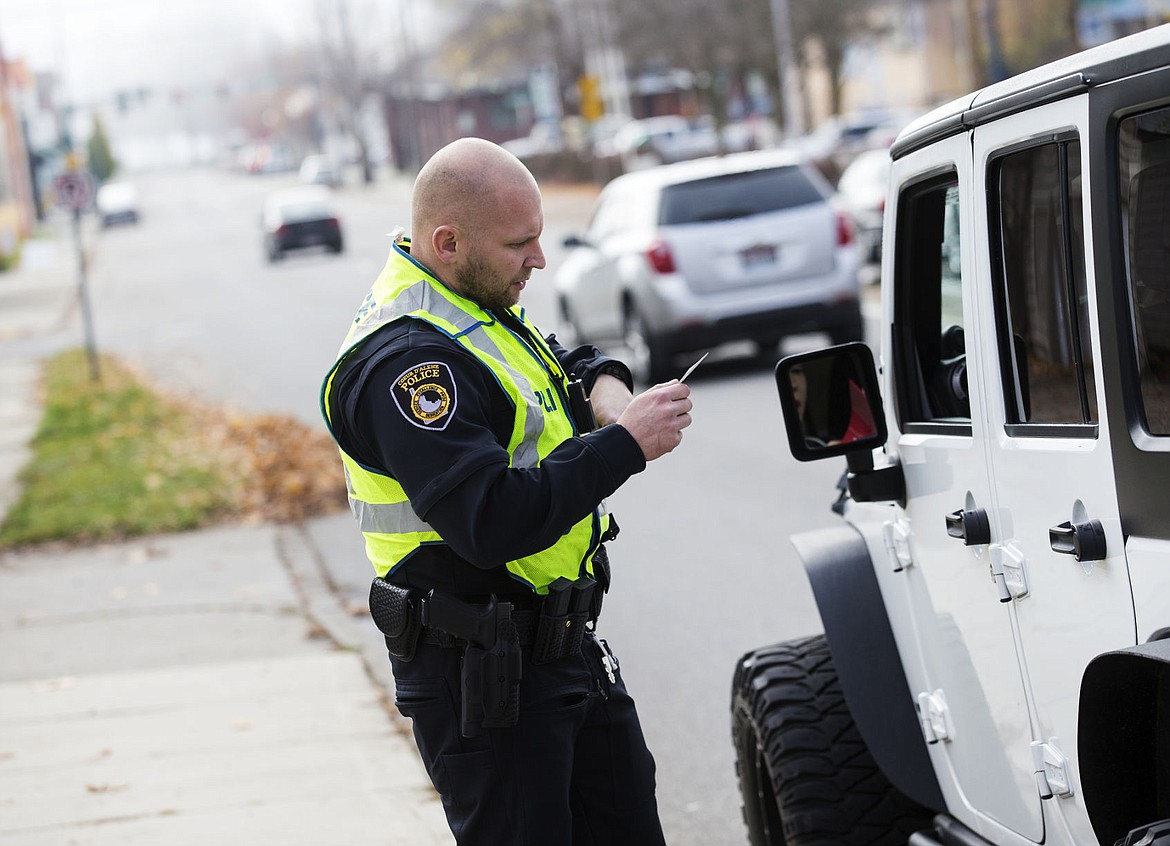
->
[1079, 639, 1170, 845]
[793, 524, 945, 812]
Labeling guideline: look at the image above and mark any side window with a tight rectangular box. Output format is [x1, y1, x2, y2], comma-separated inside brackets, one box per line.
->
[990, 137, 1097, 432]
[892, 170, 969, 431]
[1119, 106, 1170, 436]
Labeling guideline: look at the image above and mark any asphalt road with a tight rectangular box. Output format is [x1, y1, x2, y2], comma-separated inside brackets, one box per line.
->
[85, 165, 866, 846]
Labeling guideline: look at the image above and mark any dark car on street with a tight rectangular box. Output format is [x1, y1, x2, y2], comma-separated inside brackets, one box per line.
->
[95, 181, 140, 228]
[262, 185, 344, 262]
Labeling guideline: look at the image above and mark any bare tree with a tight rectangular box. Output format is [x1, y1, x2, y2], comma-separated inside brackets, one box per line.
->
[441, 0, 574, 80]
[400, 0, 889, 143]
[790, 0, 885, 118]
[613, 0, 776, 135]
[314, 0, 394, 183]
[614, 0, 887, 125]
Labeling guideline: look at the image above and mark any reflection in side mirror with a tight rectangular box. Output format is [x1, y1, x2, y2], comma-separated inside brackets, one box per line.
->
[775, 343, 887, 462]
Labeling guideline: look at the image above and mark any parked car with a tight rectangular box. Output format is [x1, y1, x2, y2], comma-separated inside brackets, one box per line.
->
[835, 147, 892, 265]
[298, 154, 342, 188]
[501, 122, 564, 160]
[792, 109, 917, 179]
[554, 148, 862, 383]
[238, 141, 298, 175]
[607, 115, 721, 171]
[261, 185, 343, 262]
[732, 22, 1170, 846]
[95, 181, 140, 227]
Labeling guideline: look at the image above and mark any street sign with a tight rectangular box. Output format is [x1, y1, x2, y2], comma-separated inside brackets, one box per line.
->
[53, 171, 94, 211]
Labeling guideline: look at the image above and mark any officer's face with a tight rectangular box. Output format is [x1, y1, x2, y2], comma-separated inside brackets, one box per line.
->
[454, 183, 546, 312]
[790, 366, 808, 419]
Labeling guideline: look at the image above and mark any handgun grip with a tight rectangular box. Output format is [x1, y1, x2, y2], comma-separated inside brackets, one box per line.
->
[423, 591, 499, 646]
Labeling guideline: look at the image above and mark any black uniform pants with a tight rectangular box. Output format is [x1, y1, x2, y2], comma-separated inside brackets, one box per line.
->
[390, 631, 667, 846]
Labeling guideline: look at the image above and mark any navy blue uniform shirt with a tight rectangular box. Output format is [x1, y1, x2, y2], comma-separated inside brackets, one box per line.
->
[328, 309, 644, 597]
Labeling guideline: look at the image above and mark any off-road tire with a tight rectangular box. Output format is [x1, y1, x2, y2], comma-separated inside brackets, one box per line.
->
[731, 634, 935, 846]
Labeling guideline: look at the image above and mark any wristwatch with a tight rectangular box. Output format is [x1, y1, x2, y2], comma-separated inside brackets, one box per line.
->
[593, 361, 633, 392]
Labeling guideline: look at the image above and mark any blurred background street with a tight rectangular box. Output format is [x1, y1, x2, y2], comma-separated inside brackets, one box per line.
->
[2, 0, 1169, 843]
[74, 163, 853, 844]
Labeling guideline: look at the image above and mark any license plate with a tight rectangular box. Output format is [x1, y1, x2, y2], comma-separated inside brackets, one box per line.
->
[739, 243, 776, 268]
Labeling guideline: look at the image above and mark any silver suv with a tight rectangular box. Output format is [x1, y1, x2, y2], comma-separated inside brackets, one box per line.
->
[732, 24, 1170, 846]
[555, 149, 863, 383]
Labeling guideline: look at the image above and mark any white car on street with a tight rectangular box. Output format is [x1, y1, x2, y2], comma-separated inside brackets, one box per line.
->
[555, 148, 862, 383]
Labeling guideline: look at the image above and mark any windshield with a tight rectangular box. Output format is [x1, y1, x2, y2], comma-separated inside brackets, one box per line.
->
[658, 166, 823, 225]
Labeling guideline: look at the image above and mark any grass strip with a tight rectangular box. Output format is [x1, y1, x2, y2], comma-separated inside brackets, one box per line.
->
[0, 349, 346, 549]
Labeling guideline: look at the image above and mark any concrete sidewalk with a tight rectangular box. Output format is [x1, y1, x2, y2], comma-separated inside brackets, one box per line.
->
[0, 221, 452, 844]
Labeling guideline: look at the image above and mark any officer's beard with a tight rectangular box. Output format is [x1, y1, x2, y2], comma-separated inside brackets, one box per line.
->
[453, 252, 522, 314]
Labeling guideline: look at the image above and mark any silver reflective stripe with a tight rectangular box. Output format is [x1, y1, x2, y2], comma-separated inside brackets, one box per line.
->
[345, 270, 549, 469]
[459, 320, 545, 468]
[345, 279, 439, 352]
[351, 497, 433, 535]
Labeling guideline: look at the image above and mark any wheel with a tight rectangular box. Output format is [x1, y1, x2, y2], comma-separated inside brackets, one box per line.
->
[623, 307, 668, 385]
[556, 297, 583, 348]
[731, 635, 934, 846]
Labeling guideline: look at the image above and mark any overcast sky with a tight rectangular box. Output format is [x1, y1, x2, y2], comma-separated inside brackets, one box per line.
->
[0, 0, 314, 104]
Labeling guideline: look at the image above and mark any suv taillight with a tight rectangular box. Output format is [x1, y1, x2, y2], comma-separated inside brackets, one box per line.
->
[836, 211, 854, 247]
[646, 239, 676, 274]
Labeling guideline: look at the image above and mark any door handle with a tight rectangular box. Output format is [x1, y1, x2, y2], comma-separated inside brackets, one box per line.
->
[1049, 519, 1106, 562]
[945, 508, 990, 546]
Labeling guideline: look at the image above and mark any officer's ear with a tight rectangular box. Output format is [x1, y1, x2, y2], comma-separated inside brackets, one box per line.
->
[432, 225, 461, 265]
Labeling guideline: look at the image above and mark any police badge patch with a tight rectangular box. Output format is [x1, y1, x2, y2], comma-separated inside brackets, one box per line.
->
[391, 362, 457, 430]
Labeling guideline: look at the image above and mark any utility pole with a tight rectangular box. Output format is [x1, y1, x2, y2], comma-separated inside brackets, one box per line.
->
[769, 0, 805, 139]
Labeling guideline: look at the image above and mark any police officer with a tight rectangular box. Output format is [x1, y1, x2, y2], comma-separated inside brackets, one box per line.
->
[321, 137, 692, 845]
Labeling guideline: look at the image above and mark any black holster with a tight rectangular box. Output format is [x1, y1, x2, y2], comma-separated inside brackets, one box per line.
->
[421, 591, 523, 738]
[460, 619, 523, 736]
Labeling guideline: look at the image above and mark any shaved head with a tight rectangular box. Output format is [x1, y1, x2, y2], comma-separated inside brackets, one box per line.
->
[412, 138, 539, 256]
[409, 137, 547, 310]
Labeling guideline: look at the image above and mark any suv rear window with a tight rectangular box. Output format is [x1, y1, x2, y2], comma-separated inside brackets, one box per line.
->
[657, 166, 823, 225]
[1119, 105, 1170, 436]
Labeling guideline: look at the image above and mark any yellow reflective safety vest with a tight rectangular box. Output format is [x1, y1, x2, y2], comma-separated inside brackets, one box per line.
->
[321, 241, 610, 593]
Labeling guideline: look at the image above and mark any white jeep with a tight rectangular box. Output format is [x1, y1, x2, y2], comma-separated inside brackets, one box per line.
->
[731, 24, 1170, 846]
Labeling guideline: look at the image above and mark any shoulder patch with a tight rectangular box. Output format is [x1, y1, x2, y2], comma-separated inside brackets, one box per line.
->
[390, 362, 457, 430]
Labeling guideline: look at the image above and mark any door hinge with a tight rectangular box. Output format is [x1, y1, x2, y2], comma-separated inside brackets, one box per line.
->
[917, 689, 954, 744]
[989, 541, 1029, 602]
[1031, 738, 1073, 799]
[883, 518, 913, 572]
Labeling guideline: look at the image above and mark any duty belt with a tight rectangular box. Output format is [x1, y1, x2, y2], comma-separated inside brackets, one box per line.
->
[421, 608, 540, 649]
[369, 573, 605, 667]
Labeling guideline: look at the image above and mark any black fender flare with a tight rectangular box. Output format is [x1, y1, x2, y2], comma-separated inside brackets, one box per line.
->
[1079, 638, 1170, 846]
[793, 524, 946, 813]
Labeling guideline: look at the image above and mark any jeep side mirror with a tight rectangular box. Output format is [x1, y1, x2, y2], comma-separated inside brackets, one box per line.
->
[775, 343, 887, 462]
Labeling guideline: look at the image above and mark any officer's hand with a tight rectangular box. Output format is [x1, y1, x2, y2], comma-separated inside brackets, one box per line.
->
[589, 373, 633, 427]
[617, 380, 693, 461]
